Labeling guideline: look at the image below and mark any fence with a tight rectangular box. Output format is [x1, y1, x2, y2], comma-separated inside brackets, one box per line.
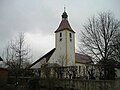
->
[7, 76, 120, 90]
[38, 78, 120, 90]
[72, 79, 119, 90]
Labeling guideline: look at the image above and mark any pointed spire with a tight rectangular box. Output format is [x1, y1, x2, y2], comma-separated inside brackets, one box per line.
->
[55, 8, 75, 33]
[62, 6, 68, 20]
[64, 6, 66, 12]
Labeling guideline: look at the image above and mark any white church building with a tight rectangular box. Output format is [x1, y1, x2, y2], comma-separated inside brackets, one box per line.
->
[28, 10, 120, 79]
[29, 10, 92, 69]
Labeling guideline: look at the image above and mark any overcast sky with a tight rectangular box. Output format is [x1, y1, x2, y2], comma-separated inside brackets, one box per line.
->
[0, 0, 120, 62]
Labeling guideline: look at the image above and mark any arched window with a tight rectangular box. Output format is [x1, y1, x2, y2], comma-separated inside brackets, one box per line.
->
[69, 33, 72, 38]
[60, 32, 62, 37]
[60, 32, 62, 41]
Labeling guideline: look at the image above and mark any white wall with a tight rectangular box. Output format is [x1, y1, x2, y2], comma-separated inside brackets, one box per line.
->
[49, 31, 66, 65]
[49, 30, 75, 66]
[67, 30, 75, 66]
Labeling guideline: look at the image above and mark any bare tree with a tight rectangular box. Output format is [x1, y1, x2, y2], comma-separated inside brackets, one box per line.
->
[112, 33, 120, 61]
[2, 33, 32, 84]
[79, 12, 120, 79]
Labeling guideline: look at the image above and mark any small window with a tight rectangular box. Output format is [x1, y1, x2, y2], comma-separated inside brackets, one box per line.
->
[69, 33, 72, 42]
[60, 32, 62, 42]
[69, 33, 72, 38]
[60, 32, 62, 37]
[59, 38, 62, 41]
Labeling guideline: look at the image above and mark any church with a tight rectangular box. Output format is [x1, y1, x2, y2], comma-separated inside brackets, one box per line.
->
[28, 10, 92, 69]
[27, 9, 120, 80]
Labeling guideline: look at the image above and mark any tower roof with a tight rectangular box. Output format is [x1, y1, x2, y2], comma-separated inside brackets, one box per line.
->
[55, 10, 75, 33]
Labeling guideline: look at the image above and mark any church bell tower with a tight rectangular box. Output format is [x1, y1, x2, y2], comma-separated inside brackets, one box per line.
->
[53, 9, 75, 66]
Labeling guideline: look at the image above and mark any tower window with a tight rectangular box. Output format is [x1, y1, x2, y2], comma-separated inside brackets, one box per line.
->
[60, 32, 62, 37]
[59, 32, 62, 41]
[60, 38, 62, 41]
[69, 33, 72, 38]
[69, 33, 72, 41]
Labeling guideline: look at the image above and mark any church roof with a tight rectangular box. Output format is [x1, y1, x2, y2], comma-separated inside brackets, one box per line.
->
[75, 53, 93, 64]
[0, 57, 3, 61]
[28, 51, 93, 69]
[55, 11, 75, 33]
[27, 48, 56, 69]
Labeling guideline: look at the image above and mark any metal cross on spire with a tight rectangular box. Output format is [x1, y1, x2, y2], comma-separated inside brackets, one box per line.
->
[64, 5, 66, 12]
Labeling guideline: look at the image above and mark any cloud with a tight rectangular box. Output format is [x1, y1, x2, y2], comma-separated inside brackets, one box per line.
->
[25, 32, 54, 60]
[0, 0, 120, 61]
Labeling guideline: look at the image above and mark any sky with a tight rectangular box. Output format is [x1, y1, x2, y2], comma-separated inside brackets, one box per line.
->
[0, 0, 120, 62]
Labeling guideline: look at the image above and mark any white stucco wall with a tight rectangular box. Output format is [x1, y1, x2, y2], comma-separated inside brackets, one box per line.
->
[49, 31, 66, 65]
[49, 30, 75, 66]
[67, 30, 75, 66]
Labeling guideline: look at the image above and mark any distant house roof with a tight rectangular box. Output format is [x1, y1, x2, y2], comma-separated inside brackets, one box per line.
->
[28, 48, 56, 68]
[75, 53, 93, 64]
[0, 57, 3, 61]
